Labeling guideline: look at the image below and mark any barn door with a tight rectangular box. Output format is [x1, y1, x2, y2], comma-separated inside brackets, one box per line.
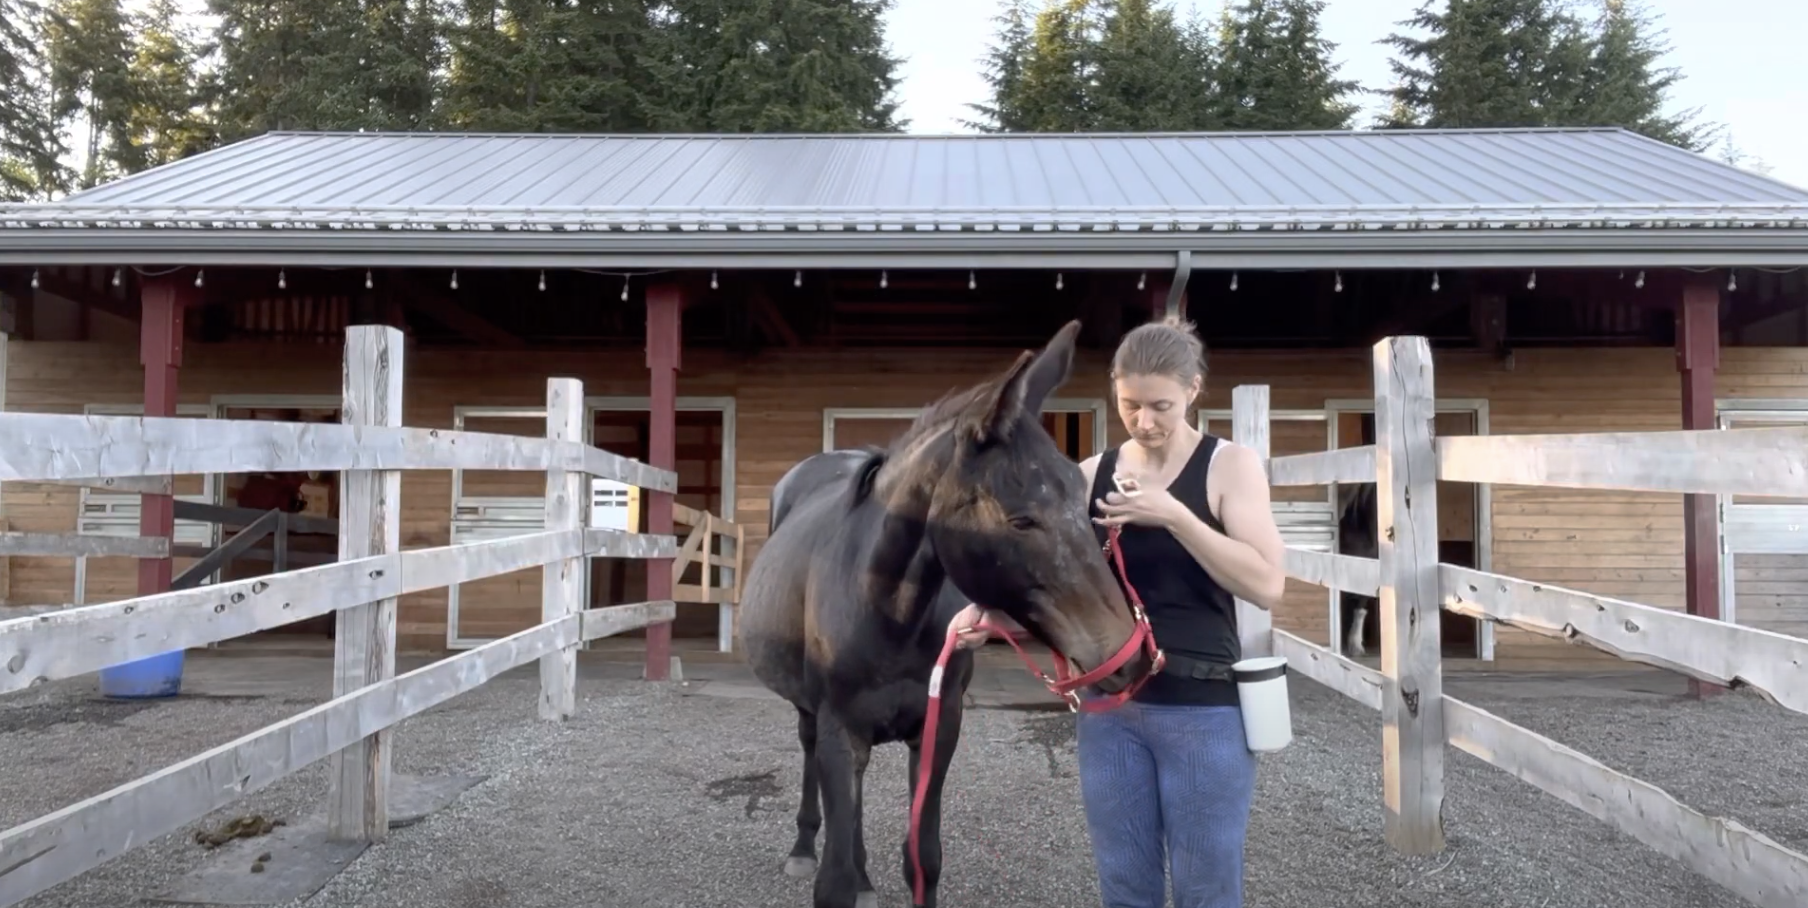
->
[1717, 408, 1808, 637]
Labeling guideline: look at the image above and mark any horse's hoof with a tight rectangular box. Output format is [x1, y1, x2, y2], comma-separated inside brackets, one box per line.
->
[784, 856, 818, 877]
[856, 890, 878, 908]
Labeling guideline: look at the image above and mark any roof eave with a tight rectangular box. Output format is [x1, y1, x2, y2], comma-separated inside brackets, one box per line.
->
[1, 225, 1805, 271]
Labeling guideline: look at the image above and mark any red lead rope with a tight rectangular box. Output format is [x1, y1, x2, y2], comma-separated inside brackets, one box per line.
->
[906, 524, 1164, 906]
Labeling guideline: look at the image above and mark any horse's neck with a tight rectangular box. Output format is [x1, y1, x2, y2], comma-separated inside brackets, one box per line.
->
[856, 486, 948, 636]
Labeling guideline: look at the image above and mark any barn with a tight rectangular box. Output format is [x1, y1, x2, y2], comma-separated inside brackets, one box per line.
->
[2, 126, 1806, 677]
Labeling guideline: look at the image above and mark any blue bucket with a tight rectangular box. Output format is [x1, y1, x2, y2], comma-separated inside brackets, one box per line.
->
[98, 649, 186, 699]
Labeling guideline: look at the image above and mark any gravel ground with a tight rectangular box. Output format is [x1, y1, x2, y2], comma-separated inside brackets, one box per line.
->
[5, 656, 1806, 908]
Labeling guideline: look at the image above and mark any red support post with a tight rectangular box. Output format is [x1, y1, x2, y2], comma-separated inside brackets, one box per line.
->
[1676, 278, 1723, 698]
[137, 274, 191, 597]
[643, 282, 683, 681]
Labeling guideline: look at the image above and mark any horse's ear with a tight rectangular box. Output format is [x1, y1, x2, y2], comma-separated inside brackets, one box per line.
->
[962, 349, 1036, 445]
[1018, 320, 1081, 414]
[962, 320, 1082, 445]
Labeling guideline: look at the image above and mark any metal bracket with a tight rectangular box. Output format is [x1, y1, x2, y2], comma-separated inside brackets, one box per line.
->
[1165, 250, 1192, 317]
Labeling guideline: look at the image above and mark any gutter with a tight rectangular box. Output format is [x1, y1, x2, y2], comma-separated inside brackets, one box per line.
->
[1, 227, 1805, 271]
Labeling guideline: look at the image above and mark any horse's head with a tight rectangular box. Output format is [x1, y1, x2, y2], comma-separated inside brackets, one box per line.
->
[867, 320, 1153, 695]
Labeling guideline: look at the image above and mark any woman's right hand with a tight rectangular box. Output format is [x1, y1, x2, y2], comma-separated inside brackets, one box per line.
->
[950, 602, 991, 649]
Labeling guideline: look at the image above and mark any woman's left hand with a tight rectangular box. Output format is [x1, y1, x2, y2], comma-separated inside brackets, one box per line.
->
[1094, 488, 1187, 530]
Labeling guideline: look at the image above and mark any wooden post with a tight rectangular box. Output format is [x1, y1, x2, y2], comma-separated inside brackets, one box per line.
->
[1231, 384, 1273, 659]
[1677, 278, 1724, 699]
[136, 275, 189, 599]
[540, 377, 584, 720]
[644, 282, 682, 681]
[1373, 335, 1446, 854]
[328, 325, 404, 842]
[0, 329, 7, 605]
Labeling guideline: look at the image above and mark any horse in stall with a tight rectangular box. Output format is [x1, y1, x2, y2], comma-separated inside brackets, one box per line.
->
[1336, 480, 1380, 656]
[738, 321, 1163, 908]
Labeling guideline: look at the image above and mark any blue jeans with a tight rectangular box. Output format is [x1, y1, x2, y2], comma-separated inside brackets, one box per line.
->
[1075, 700, 1257, 908]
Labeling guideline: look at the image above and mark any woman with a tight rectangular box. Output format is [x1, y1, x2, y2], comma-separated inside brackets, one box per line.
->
[952, 315, 1287, 908]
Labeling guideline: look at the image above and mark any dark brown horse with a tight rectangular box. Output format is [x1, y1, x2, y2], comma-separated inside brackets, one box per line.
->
[738, 321, 1158, 908]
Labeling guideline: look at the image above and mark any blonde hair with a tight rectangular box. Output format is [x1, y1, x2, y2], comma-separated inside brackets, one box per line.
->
[1110, 314, 1206, 387]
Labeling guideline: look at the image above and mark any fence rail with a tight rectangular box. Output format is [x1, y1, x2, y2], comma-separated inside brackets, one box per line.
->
[0, 325, 680, 907]
[1240, 334, 1808, 908]
[671, 501, 745, 651]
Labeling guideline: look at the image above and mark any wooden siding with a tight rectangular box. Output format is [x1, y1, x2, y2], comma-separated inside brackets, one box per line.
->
[6, 337, 1807, 664]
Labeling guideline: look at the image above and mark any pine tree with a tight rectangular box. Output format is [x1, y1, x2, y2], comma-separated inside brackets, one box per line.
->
[1, 0, 66, 199]
[445, 0, 661, 132]
[44, 0, 140, 187]
[205, 0, 370, 139]
[643, 0, 905, 132]
[1214, 0, 1359, 130]
[1011, 0, 1100, 131]
[963, 0, 1035, 132]
[1572, 0, 1712, 150]
[125, 0, 217, 167]
[1380, 0, 1589, 129]
[1091, 0, 1216, 130]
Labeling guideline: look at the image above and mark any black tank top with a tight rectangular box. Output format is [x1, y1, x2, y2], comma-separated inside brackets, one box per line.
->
[1090, 435, 1240, 707]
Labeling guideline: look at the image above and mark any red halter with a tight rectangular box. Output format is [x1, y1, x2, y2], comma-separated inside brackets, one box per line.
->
[906, 523, 1163, 905]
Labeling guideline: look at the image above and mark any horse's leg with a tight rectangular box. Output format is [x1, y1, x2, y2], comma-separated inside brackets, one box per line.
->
[1351, 597, 1370, 657]
[852, 742, 877, 908]
[786, 706, 822, 878]
[813, 709, 863, 908]
[900, 692, 965, 908]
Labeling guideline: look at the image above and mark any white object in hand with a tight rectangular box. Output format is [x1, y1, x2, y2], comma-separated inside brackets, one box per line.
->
[1112, 473, 1143, 497]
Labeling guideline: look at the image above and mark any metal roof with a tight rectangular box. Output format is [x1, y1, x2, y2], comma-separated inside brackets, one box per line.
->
[3, 127, 1807, 270]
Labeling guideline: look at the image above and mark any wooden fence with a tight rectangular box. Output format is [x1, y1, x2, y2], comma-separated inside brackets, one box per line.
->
[1234, 334, 1808, 908]
[0, 325, 681, 907]
[671, 501, 745, 651]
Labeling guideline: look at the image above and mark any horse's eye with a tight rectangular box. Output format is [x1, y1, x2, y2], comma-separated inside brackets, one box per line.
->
[1009, 515, 1039, 531]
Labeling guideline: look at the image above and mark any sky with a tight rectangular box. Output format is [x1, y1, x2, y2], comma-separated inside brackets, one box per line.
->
[882, 0, 1808, 189]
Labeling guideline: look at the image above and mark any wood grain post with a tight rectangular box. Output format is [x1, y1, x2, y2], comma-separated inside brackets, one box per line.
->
[1677, 278, 1725, 699]
[643, 282, 682, 681]
[540, 378, 584, 721]
[1372, 335, 1446, 854]
[328, 325, 404, 843]
[1231, 384, 1273, 659]
[136, 275, 190, 600]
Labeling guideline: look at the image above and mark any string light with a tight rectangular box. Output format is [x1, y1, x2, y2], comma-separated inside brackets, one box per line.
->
[793, 270, 802, 288]
[1430, 270, 1439, 292]
[710, 270, 718, 290]
[1634, 270, 1645, 289]
[538, 270, 546, 292]
[365, 270, 373, 289]
[1728, 270, 1737, 292]
[968, 270, 976, 290]
[621, 276, 630, 302]
[194, 269, 204, 288]
[1333, 270, 1343, 293]
[1137, 272, 1146, 290]
[277, 269, 286, 290]
[1055, 272, 1063, 291]
[1229, 271, 1238, 291]
[1526, 270, 1536, 290]
[112, 268, 121, 287]
[449, 270, 458, 290]
[879, 270, 887, 289]
[29, 269, 38, 288]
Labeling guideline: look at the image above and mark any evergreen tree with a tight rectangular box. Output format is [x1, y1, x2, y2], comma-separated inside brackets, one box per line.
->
[1380, 0, 1590, 129]
[351, 0, 449, 131]
[44, 0, 140, 187]
[1090, 0, 1215, 130]
[642, 0, 905, 132]
[963, 0, 1035, 132]
[204, 0, 371, 139]
[1573, 0, 1712, 150]
[1010, 0, 1099, 131]
[0, 0, 65, 199]
[967, 0, 1219, 134]
[1214, 0, 1359, 130]
[124, 0, 216, 168]
[444, 0, 655, 132]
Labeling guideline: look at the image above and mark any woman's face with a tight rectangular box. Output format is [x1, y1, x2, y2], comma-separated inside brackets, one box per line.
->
[1114, 372, 1200, 450]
